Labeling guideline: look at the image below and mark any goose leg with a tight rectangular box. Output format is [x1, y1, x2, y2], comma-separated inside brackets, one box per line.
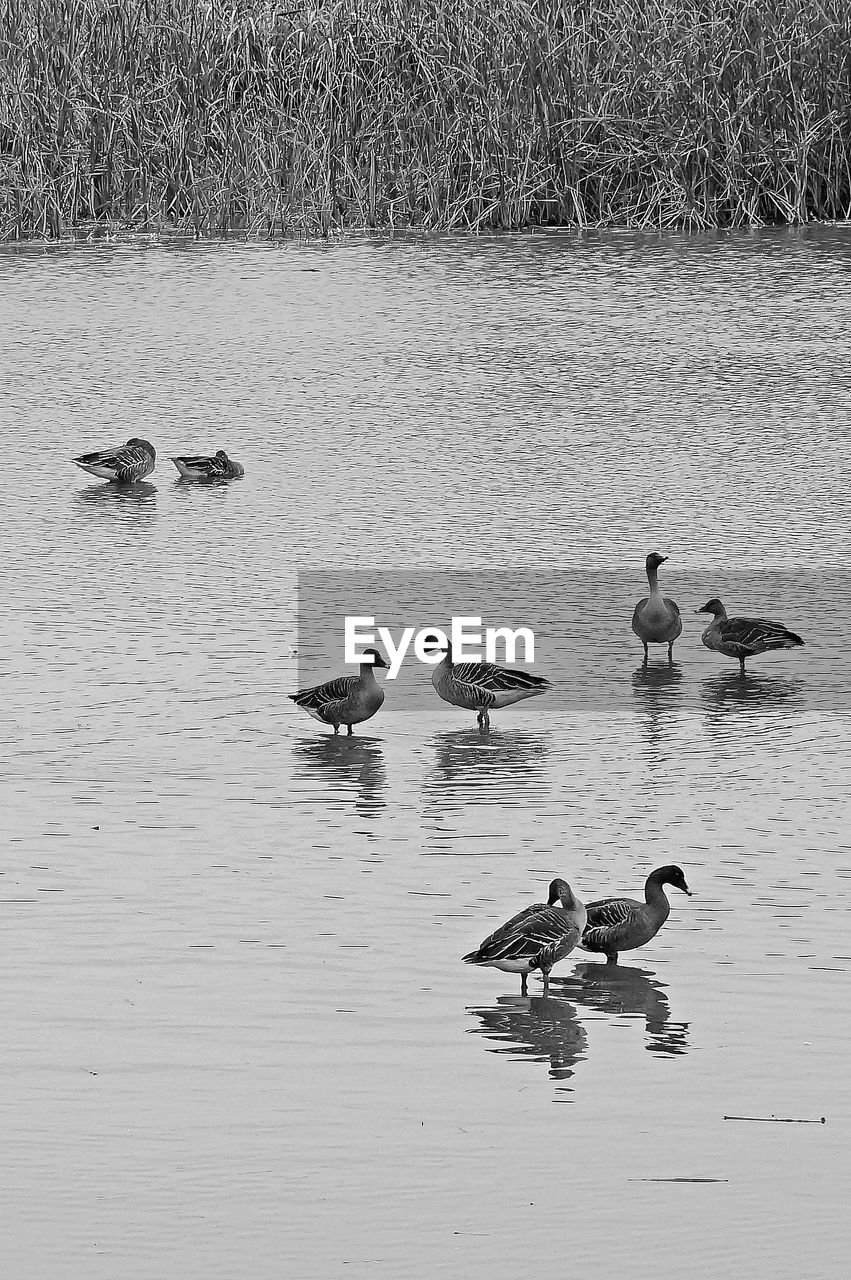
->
[542, 970, 550, 996]
[333, 725, 340, 735]
[477, 707, 490, 732]
[606, 952, 618, 965]
[346, 724, 354, 736]
[520, 973, 528, 996]
[739, 656, 746, 678]
[667, 641, 674, 666]
[643, 642, 649, 666]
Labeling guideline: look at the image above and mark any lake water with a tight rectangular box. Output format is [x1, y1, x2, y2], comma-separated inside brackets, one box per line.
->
[1, 228, 850, 1279]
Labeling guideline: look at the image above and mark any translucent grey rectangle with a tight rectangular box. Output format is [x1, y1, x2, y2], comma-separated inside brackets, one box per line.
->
[294, 569, 845, 717]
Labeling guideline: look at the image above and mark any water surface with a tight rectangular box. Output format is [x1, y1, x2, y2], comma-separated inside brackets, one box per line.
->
[1, 228, 849, 1279]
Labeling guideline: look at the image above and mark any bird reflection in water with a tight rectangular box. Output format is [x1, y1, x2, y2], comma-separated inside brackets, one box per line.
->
[292, 734, 386, 819]
[631, 661, 684, 758]
[74, 480, 158, 529]
[701, 670, 805, 720]
[75, 480, 157, 506]
[556, 962, 689, 1056]
[425, 729, 549, 808]
[467, 994, 587, 1086]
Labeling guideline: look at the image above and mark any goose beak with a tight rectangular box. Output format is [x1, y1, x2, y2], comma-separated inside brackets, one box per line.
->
[659, 555, 668, 563]
[682, 883, 693, 896]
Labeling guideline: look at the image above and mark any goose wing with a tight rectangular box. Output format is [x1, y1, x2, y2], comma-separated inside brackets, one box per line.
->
[720, 616, 804, 655]
[99, 440, 154, 481]
[73, 443, 128, 470]
[172, 454, 220, 478]
[463, 904, 568, 966]
[289, 673, 357, 712]
[453, 661, 550, 695]
[581, 896, 640, 952]
[665, 597, 684, 640]
[74, 440, 153, 480]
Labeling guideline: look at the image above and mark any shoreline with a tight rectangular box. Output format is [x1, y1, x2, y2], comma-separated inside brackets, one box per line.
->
[3, 218, 851, 250]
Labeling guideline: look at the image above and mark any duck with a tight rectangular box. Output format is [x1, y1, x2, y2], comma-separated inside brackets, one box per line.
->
[71, 438, 156, 482]
[171, 450, 244, 480]
[697, 598, 804, 676]
[580, 865, 692, 964]
[463, 878, 587, 995]
[289, 648, 387, 735]
[429, 640, 550, 731]
[632, 551, 682, 664]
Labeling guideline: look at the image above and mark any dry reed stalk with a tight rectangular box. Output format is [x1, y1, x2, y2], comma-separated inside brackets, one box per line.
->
[0, 0, 850, 238]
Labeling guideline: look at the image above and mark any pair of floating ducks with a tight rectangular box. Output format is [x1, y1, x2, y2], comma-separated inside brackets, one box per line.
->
[290, 551, 805, 735]
[464, 864, 692, 992]
[71, 437, 244, 481]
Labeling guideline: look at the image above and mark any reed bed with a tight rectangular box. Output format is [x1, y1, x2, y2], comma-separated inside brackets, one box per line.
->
[2, 0, 851, 238]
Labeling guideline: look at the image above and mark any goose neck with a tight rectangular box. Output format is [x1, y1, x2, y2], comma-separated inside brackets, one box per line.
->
[644, 874, 669, 907]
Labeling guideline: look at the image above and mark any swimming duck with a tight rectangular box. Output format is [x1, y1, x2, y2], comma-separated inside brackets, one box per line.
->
[289, 648, 387, 735]
[697, 598, 804, 676]
[429, 640, 550, 730]
[171, 450, 244, 480]
[463, 878, 587, 995]
[632, 552, 682, 664]
[72, 438, 156, 482]
[580, 865, 692, 964]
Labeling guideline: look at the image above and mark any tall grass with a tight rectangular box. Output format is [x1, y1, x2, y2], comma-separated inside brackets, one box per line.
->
[2, 0, 851, 238]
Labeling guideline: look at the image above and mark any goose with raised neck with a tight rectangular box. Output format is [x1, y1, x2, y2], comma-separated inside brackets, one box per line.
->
[631, 551, 683, 665]
[581, 865, 692, 964]
[289, 648, 387, 735]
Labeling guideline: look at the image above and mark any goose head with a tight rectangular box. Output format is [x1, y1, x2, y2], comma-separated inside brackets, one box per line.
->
[547, 877, 568, 905]
[656, 865, 692, 896]
[697, 598, 726, 618]
[361, 647, 388, 670]
[645, 551, 668, 572]
[547, 877, 581, 909]
[214, 449, 230, 463]
[127, 437, 155, 456]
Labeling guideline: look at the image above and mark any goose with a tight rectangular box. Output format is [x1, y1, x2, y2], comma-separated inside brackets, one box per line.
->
[463, 878, 587, 995]
[697, 598, 804, 676]
[632, 551, 682, 664]
[580, 865, 692, 964]
[289, 648, 387, 735]
[171, 450, 244, 480]
[429, 640, 550, 730]
[72, 438, 156, 483]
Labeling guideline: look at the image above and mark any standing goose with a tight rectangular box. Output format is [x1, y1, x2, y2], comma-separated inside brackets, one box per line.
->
[580, 865, 692, 965]
[697, 598, 804, 676]
[429, 640, 550, 731]
[72, 438, 156, 483]
[463, 878, 587, 995]
[289, 648, 387, 735]
[632, 551, 683, 664]
[171, 449, 244, 480]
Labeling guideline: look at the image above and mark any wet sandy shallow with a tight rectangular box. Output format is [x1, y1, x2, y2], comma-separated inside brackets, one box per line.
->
[1, 230, 849, 1278]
